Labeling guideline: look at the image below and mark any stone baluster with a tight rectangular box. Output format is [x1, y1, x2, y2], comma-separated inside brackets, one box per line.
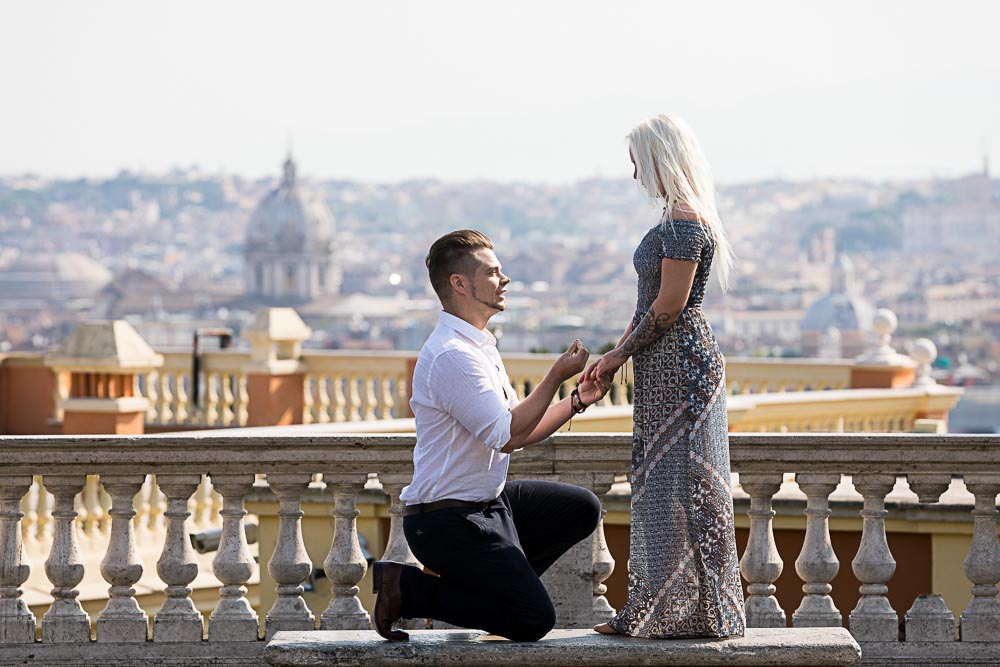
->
[361, 375, 378, 421]
[153, 474, 204, 642]
[537, 473, 616, 628]
[221, 372, 236, 426]
[849, 474, 898, 641]
[378, 374, 395, 420]
[96, 475, 147, 642]
[265, 473, 316, 639]
[144, 371, 160, 422]
[35, 478, 52, 545]
[906, 594, 955, 642]
[320, 474, 370, 630]
[960, 474, 1000, 642]
[207, 474, 259, 641]
[590, 479, 617, 623]
[157, 372, 174, 424]
[378, 474, 423, 630]
[315, 375, 332, 423]
[41, 475, 90, 642]
[332, 375, 347, 422]
[205, 372, 221, 426]
[148, 476, 167, 539]
[346, 377, 362, 422]
[738, 473, 786, 627]
[907, 473, 952, 504]
[0, 475, 35, 643]
[173, 371, 190, 424]
[20, 478, 38, 552]
[193, 475, 213, 530]
[394, 373, 408, 419]
[302, 376, 316, 425]
[82, 474, 104, 541]
[236, 373, 249, 426]
[134, 475, 153, 544]
[793, 474, 842, 627]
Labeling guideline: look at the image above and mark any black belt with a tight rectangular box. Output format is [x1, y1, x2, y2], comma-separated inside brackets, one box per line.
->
[404, 498, 501, 516]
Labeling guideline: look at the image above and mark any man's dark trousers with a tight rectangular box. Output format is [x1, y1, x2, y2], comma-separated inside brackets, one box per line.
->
[399, 480, 602, 641]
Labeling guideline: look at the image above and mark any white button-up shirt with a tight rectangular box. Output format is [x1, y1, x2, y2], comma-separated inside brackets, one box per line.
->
[400, 311, 518, 505]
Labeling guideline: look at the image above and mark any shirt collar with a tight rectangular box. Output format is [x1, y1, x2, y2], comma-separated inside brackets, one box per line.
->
[439, 311, 496, 347]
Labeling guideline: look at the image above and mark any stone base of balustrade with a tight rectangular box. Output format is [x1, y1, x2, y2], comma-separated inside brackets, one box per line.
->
[857, 641, 1000, 666]
[264, 628, 862, 666]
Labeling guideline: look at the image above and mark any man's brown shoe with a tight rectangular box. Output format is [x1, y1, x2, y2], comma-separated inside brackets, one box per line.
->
[372, 561, 409, 641]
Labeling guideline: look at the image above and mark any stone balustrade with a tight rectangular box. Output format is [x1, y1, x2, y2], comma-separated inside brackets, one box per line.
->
[0, 433, 998, 666]
[129, 350, 926, 432]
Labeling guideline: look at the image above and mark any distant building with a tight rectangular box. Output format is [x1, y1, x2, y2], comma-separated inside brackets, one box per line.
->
[902, 164, 999, 258]
[0, 250, 112, 307]
[244, 155, 340, 303]
[800, 254, 874, 358]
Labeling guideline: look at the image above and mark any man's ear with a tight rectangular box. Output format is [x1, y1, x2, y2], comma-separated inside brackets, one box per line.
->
[449, 273, 467, 297]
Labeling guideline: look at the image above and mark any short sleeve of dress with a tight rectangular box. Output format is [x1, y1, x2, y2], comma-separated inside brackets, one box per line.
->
[658, 222, 709, 263]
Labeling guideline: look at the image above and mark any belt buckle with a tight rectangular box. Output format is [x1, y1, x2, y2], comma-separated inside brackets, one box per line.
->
[481, 501, 491, 515]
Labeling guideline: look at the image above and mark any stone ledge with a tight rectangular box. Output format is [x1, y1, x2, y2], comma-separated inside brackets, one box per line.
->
[264, 628, 862, 666]
[0, 641, 265, 667]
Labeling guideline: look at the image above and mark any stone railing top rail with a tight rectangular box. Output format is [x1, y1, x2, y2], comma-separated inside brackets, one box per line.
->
[1, 433, 999, 477]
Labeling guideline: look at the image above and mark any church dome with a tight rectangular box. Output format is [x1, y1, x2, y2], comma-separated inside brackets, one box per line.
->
[801, 293, 874, 332]
[801, 253, 874, 332]
[246, 155, 333, 252]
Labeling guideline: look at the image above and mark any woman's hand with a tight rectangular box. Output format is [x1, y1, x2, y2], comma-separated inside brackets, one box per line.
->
[577, 373, 612, 407]
[582, 349, 627, 383]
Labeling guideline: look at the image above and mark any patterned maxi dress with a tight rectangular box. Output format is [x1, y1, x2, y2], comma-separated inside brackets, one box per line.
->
[607, 218, 746, 638]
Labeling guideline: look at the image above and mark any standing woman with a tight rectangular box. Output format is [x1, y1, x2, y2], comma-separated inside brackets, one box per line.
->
[584, 114, 745, 638]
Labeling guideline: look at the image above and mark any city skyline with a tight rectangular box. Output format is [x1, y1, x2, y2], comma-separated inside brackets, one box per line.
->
[3, 1, 998, 184]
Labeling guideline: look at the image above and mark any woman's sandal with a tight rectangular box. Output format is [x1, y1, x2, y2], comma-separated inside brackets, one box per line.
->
[593, 622, 622, 635]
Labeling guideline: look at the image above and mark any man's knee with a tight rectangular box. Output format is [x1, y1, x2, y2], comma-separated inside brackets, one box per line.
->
[506, 602, 556, 642]
[582, 489, 602, 531]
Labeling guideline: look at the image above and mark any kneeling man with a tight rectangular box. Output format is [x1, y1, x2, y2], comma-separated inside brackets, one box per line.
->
[372, 229, 611, 642]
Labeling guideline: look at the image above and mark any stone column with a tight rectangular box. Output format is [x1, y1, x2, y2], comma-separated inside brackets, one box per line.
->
[153, 474, 204, 642]
[738, 473, 786, 628]
[793, 474, 842, 627]
[45, 321, 163, 435]
[319, 474, 370, 630]
[0, 475, 35, 643]
[265, 473, 316, 639]
[243, 308, 311, 427]
[96, 475, 147, 642]
[960, 474, 1000, 642]
[378, 474, 424, 631]
[849, 474, 898, 642]
[207, 474, 259, 641]
[41, 474, 90, 642]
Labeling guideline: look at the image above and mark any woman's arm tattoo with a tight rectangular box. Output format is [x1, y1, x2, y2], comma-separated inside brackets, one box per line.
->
[616, 307, 679, 358]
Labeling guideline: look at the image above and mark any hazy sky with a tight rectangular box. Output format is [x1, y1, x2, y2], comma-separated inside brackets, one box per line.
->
[2, 1, 998, 184]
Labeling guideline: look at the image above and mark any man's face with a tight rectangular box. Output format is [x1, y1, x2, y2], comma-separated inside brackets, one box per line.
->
[467, 248, 510, 312]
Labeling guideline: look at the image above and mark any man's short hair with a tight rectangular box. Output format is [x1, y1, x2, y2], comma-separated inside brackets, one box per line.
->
[426, 229, 494, 302]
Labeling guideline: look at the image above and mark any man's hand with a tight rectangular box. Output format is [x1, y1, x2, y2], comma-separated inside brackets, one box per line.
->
[550, 339, 590, 383]
[577, 373, 612, 407]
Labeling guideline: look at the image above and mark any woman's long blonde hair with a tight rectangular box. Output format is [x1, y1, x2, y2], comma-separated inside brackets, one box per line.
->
[627, 114, 735, 290]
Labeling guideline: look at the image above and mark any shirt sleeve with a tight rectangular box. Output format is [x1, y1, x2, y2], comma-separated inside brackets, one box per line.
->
[431, 348, 513, 451]
[659, 222, 708, 263]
